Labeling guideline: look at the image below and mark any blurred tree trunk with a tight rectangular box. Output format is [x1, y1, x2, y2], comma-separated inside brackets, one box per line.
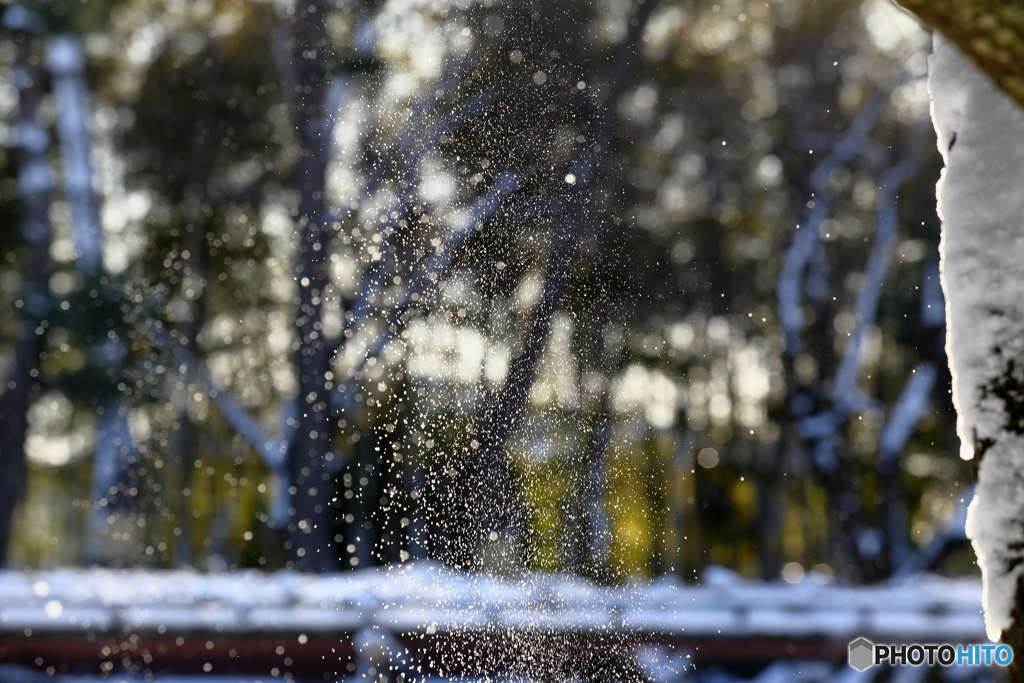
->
[345, 435, 376, 569]
[46, 32, 144, 566]
[561, 406, 607, 575]
[563, 316, 620, 578]
[47, 34, 102, 273]
[404, 460, 429, 561]
[286, 0, 338, 572]
[168, 192, 207, 567]
[454, 197, 586, 568]
[451, 0, 661, 569]
[0, 7, 52, 566]
[754, 443, 782, 580]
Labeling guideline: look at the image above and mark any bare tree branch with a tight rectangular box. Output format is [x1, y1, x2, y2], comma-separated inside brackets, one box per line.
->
[343, 89, 504, 331]
[144, 322, 291, 527]
[833, 124, 928, 408]
[777, 92, 887, 355]
[331, 170, 522, 413]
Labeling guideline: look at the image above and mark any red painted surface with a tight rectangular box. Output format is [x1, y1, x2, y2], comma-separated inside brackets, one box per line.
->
[0, 629, 852, 678]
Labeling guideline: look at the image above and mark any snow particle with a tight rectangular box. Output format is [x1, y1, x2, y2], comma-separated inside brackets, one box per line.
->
[782, 563, 805, 583]
[43, 600, 62, 619]
[697, 448, 719, 468]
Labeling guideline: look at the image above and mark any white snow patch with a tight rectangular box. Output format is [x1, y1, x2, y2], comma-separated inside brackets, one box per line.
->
[0, 564, 985, 643]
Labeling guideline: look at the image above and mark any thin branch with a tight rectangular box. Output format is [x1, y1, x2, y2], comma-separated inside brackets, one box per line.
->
[343, 90, 504, 333]
[877, 361, 937, 569]
[879, 363, 937, 465]
[363, 51, 476, 196]
[145, 323, 287, 471]
[892, 486, 970, 577]
[332, 171, 521, 413]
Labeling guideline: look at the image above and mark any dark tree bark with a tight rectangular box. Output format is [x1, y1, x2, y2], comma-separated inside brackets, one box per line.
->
[451, 194, 587, 568]
[286, 0, 339, 572]
[0, 7, 53, 566]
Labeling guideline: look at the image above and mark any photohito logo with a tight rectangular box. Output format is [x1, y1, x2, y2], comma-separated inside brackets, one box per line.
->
[848, 638, 1013, 670]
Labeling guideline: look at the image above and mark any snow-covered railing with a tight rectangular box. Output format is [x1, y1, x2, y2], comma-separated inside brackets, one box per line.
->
[0, 564, 984, 643]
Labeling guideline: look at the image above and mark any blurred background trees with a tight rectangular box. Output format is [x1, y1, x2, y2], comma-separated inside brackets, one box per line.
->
[0, 0, 974, 584]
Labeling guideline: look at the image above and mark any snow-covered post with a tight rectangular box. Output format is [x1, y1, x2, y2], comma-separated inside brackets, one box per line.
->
[926, 32, 1024, 647]
[891, 0, 1024, 651]
[0, 3, 53, 565]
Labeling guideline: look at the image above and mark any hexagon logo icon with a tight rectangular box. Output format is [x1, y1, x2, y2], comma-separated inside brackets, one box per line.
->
[849, 638, 875, 671]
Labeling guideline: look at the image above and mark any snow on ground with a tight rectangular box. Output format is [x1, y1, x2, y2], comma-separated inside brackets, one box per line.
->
[0, 563, 984, 641]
